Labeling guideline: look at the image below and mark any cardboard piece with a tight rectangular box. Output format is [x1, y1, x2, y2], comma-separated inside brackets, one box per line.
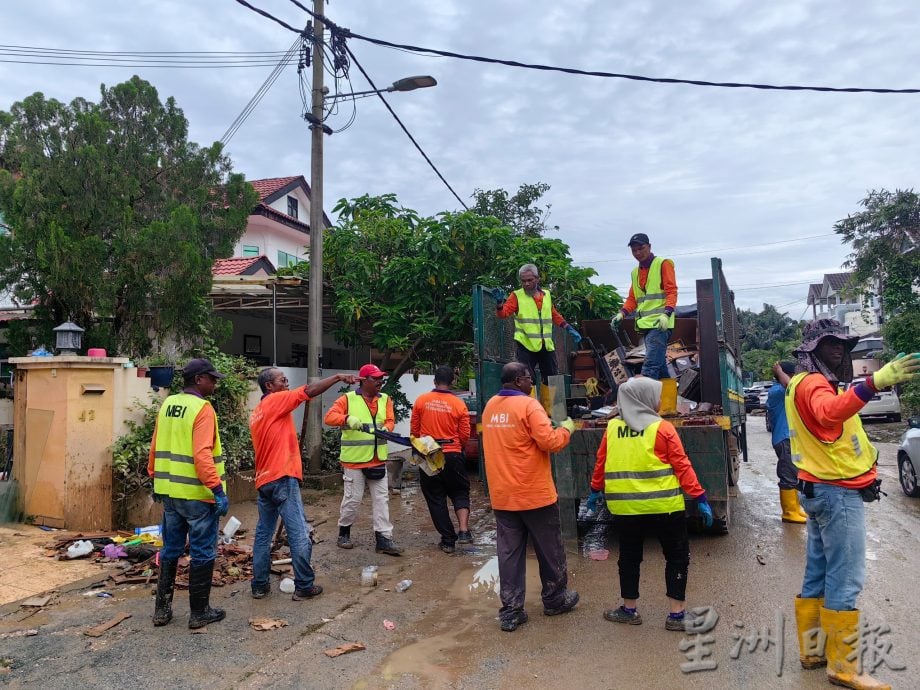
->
[323, 642, 366, 658]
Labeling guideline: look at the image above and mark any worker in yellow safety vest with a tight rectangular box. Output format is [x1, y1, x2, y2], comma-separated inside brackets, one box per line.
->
[587, 377, 712, 631]
[786, 319, 919, 690]
[611, 233, 678, 380]
[147, 358, 229, 630]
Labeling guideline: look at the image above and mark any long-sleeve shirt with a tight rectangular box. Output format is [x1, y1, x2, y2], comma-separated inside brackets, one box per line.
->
[766, 383, 790, 446]
[621, 254, 678, 316]
[324, 391, 395, 467]
[590, 419, 705, 498]
[250, 387, 310, 489]
[792, 373, 877, 488]
[496, 290, 569, 328]
[410, 389, 471, 454]
[147, 400, 221, 499]
[481, 389, 571, 511]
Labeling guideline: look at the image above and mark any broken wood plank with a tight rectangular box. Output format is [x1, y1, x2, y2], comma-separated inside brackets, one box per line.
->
[323, 642, 366, 658]
[20, 595, 52, 607]
[84, 612, 132, 637]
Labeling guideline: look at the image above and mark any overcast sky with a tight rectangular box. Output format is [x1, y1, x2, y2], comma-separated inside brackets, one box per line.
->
[3, 1, 919, 317]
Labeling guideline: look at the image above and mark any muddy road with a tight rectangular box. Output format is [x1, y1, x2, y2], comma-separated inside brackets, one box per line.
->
[1, 419, 916, 689]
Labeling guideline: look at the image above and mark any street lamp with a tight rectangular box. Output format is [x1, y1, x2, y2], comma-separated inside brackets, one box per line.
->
[304, 1, 438, 472]
[333, 75, 438, 100]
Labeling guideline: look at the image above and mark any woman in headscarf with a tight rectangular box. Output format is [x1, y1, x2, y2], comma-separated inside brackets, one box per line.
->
[587, 377, 712, 631]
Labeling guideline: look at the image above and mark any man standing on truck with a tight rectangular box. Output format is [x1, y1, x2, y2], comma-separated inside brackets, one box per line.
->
[481, 361, 580, 632]
[766, 361, 807, 524]
[611, 233, 677, 380]
[787, 319, 919, 689]
[493, 264, 582, 408]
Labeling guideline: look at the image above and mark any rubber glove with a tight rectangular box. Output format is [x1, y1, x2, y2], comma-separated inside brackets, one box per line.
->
[657, 313, 670, 332]
[490, 287, 507, 308]
[697, 496, 713, 528]
[565, 325, 582, 344]
[610, 312, 624, 330]
[212, 486, 229, 517]
[586, 489, 603, 513]
[346, 415, 364, 431]
[559, 417, 576, 433]
[872, 352, 920, 389]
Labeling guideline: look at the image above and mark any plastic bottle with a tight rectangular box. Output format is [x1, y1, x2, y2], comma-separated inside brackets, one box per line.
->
[66, 540, 94, 559]
[395, 579, 413, 593]
[360, 565, 378, 587]
[279, 577, 296, 594]
[221, 516, 241, 544]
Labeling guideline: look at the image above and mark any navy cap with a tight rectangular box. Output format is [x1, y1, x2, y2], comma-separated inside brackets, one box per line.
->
[182, 358, 226, 379]
[627, 233, 650, 247]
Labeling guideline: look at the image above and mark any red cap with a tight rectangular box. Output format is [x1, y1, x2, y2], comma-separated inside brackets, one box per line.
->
[358, 364, 387, 379]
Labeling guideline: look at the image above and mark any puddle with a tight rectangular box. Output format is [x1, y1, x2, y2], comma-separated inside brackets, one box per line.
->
[468, 556, 499, 595]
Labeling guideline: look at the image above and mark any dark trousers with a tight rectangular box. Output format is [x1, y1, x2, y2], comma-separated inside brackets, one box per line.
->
[614, 510, 689, 601]
[515, 342, 558, 385]
[494, 502, 568, 615]
[419, 452, 471, 546]
[773, 439, 798, 489]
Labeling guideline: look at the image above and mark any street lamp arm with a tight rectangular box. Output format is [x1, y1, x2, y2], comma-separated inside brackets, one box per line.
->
[327, 74, 436, 101]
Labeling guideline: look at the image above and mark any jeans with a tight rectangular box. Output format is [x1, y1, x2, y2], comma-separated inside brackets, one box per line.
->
[160, 496, 219, 566]
[640, 327, 670, 379]
[614, 511, 690, 601]
[799, 483, 866, 610]
[515, 341, 558, 386]
[773, 439, 798, 489]
[252, 476, 315, 591]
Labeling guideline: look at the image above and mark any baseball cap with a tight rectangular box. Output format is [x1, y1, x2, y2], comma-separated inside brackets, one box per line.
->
[627, 233, 650, 247]
[182, 358, 226, 379]
[358, 364, 387, 379]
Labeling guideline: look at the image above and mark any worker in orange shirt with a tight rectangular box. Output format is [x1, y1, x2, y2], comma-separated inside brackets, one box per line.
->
[611, 233, 678, 379]
[410, 365, 472, 553]
[481, 361, 579, 632]
[148, 358, 228, 630]
[324, 364, 403, 556]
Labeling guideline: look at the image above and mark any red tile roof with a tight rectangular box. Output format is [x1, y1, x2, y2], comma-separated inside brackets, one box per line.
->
[249, 176, 301, 202]
[213, 256, 270, 276]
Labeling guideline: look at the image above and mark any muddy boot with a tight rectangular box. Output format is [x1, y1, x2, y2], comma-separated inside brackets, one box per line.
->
[375, 531, 404, 556]
[187, 560, 226, 630]
[152, 558, 178, 626]
[821, 607, 890, 689]
[794, 596, 826, 669]
[337, 525, 354, 549]
[780, 488, 807, 524]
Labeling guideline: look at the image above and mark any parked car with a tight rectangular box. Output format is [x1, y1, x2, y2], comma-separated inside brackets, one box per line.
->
[743, 388, 761, 413]
[849, 377, 901, 423]
[897, 417, 920, 497]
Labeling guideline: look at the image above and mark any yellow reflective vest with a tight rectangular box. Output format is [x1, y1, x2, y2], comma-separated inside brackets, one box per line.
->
[631, 256, 675, 330]
[785, 373, 877, 481]
[152, 393, 225, 501]
[603, 419, 685, 515]
[340, 391, 390, 463]
[513, 288, 554, 352]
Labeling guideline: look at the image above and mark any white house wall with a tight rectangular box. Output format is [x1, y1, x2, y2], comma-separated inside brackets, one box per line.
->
[265, 186, 312, 222]
[235, 214, 310, 264]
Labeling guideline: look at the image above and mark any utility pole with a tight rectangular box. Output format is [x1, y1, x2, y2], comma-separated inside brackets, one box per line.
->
[305, 0, 325, 472]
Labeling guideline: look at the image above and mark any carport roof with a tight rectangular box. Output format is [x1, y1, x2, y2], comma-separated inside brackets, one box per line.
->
[207, 275, 337, 331]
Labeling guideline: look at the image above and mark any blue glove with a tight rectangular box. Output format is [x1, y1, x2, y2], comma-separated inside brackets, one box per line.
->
[565, 325, 582, 344]
[586, 489, 603, 513]
[490, 287, 507, 307]
[212, 486, 229, 517]
[696, 495, 713, 528]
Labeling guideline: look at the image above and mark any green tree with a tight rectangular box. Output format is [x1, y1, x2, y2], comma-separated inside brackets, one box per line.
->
[737, 304, 802, 352]
[310, 194, 621, 383]
[471, 182, 557, 237]
[0, 76, 258, 356]
[834, 189, 920, 314]
[883, 312, 920, 416]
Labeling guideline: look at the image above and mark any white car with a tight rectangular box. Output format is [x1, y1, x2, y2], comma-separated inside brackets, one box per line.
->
[851, 377, 902, 423]
[897, 419, 920, 497]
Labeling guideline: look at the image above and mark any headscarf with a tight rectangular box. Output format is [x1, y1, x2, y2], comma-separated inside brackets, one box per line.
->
[617, 377, 663, 432]
[793, 318, 859, 383]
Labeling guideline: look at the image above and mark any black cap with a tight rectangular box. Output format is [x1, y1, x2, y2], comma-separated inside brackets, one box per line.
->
[182, 358, 226, 379]
[627, 233, 650, 247]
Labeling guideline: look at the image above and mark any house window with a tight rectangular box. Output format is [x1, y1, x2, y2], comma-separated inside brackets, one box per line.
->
[277, 250, 300, 268]
[287, 196, 298, 219]
[242, 244, 259, 257]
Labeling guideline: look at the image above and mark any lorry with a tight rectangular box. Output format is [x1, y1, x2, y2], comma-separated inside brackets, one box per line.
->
[472, 257, 746, 537]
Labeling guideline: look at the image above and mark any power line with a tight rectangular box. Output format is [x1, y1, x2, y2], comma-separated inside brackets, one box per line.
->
[344, 45, 468, 210]
[232, 0, 305, 35]
[0, 44, 291, 56]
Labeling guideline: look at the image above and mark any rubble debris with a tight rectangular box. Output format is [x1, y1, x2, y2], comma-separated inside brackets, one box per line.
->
[249, 617, 288, 631]
[323, 642, 366, 658]
[383, 619, 396, 630]
[19, 595, 52, 607]
[83, 612, 131, 637]
[0, 629, 38, 639]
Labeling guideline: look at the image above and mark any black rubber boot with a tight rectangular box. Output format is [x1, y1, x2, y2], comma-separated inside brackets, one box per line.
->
[375, 531, 404, 556]
[337, 525, 353, 549]
[187, 560, 226, 629]
[152, 558, 178, 626]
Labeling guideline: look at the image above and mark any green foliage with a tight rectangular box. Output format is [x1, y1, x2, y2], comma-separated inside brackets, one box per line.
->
[0, 76, 258, 357]
[471, 182, 557, 237]
[742, 342, 798, 381]
[883, 312, 920, 416]
[111, 394, 160, 527]
[321, 429, 342, 473]
[318, 192, 621, 382]
[834, 189, 920, 314]
[738, 304, 802, 352]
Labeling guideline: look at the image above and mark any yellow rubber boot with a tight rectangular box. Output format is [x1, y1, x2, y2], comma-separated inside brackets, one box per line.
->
[658, 378, 678, 415]
[540, 385, 554, 416]
[794, 596, 826, 669]
[821, 607, 891, 689]
[781, 488, 807, 524]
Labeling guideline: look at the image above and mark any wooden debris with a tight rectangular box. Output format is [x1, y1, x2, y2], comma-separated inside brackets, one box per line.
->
[323, 642, 366, 658]
[20, 594, 52, 607]
[249, 617, 289, 631]
[84, 612, 132, 637]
